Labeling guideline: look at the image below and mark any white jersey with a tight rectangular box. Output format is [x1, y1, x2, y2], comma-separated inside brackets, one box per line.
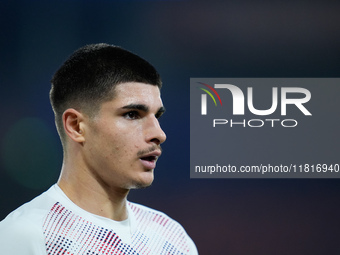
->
[0, 184, 198, 254]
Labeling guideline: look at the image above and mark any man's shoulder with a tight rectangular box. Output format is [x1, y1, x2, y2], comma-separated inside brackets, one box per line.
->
[1, 185, 57, 224]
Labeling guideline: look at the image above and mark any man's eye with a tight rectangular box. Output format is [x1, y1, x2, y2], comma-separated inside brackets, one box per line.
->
[124, 111, 140, 120]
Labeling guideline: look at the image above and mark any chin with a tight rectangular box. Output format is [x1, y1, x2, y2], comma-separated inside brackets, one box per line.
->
[131, 172, 154, 189]
[132, 182, 153, 190]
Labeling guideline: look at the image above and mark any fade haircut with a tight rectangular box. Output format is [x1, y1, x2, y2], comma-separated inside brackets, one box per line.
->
[50, 43, 162, 144]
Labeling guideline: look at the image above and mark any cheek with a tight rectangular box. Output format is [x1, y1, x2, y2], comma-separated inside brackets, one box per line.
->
[99, 119, 144, 157]
[108, 131, 139, 157]
[114, 121, 144, 144]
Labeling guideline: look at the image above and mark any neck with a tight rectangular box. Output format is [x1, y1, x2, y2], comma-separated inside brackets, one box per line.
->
[58, 157, 129, 221]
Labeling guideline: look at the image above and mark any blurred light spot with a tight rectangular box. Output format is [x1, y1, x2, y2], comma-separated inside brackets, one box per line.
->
[1, 117, 60, 190]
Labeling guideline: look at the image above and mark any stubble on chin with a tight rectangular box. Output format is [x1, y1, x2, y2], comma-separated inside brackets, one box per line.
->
[132, 182, 152, 190]
[129, 174, 154, 190]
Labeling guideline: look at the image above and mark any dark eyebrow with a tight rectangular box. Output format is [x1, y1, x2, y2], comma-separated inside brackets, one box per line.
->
[121, 104, 166, 117]
[122, 104, 149, 112]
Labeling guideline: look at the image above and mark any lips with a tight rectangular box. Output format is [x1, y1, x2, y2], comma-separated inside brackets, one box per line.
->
[139, 150, 161, 170]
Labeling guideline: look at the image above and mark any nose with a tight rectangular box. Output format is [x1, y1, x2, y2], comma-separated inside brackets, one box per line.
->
[145, 116, 167, 145]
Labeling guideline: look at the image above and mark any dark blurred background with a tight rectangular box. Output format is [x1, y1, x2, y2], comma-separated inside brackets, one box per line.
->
[1, 0, 339, 254]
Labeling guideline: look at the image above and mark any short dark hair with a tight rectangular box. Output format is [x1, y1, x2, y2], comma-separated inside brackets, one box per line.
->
[50, 43, 162, 143]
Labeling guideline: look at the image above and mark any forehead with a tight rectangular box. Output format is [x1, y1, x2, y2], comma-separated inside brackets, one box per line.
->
[112, 82, 162, 106]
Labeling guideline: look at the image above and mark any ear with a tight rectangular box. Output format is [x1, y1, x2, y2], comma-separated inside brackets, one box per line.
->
[62, 108, 86, 143]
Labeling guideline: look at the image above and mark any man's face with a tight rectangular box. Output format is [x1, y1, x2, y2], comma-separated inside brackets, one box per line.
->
[82, 82, 166, 190]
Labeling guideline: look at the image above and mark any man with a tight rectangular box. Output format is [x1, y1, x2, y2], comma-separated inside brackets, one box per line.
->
[0, 43, 198, 254]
